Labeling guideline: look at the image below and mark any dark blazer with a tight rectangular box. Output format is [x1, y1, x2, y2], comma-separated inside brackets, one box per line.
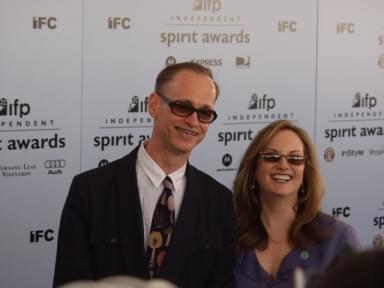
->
[53, 146, 235, 288]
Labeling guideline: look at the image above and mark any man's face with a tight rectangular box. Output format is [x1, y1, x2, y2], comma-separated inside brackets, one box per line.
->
[149, 70, 216, 157]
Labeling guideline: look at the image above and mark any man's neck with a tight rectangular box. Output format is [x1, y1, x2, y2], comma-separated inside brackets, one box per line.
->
[144, 140, 189, 174]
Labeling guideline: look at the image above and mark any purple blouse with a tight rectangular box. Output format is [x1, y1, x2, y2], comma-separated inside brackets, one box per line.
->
[235, 213, 360, 288]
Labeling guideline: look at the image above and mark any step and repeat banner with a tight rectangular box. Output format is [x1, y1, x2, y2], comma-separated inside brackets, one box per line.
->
[0, 0, 383, 287]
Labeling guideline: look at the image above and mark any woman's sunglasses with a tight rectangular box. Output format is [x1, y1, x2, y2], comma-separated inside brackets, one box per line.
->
[259, 151, 306, 165]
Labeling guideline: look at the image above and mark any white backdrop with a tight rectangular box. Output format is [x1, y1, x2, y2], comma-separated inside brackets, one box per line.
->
[0, 0, 383, 287]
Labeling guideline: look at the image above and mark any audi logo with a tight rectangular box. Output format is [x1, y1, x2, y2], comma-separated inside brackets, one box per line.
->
[44, 159, 66, 169]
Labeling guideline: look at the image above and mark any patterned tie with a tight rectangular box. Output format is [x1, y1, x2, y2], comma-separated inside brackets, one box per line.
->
[147, 176, 175, 278]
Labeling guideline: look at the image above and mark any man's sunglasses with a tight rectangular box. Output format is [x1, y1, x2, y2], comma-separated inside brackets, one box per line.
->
[259, 151, 306, 165]
[156, 92, 217, 124]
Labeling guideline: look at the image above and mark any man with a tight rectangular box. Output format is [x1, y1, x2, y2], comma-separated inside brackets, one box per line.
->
[53, 62, 235, 288]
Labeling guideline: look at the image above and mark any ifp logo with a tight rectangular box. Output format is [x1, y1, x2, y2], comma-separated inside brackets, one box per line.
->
[0, 98, 31, 118]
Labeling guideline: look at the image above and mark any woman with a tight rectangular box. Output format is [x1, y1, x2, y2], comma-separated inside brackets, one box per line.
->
[233, 120, 360, 288]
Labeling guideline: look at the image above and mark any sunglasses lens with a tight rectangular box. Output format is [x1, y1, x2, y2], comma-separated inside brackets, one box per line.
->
[198, 109, 216, 123]
[171, 102, 216, 123]
[286, 156, 305, 165]
[261, 153, 281, 162]
[172, 102, 194, 117]
[260, 153, 305, 165]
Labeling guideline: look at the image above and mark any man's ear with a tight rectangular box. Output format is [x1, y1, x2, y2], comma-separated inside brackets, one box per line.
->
[148, 92, 159, 118]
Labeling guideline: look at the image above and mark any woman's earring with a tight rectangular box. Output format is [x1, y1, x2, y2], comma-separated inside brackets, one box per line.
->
[300, 184, 305, 195]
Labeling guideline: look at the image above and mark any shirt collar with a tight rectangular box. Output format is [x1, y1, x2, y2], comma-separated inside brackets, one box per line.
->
[137, 143, 186, 191]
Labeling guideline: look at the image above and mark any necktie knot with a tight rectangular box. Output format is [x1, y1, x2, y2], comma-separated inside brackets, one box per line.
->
[163, 176, 173, 191]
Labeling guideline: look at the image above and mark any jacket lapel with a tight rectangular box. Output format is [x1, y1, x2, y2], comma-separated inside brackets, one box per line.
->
[160, 164, 203, 279]
[116, 147, 150, 279]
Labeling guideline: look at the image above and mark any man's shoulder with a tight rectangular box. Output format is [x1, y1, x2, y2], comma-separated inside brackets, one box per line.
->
[187, 164, 231, 194]
[73, 148, 137, 183]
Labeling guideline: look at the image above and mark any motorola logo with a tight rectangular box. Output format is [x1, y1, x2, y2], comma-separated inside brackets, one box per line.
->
[166, 56, 177, 66]
[222, 153, 232, 167]
[44, 159, 66, 169]
[98, 159, 109, 167]
[216, 153, 237, 172]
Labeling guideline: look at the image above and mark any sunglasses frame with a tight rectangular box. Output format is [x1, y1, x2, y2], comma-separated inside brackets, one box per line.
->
[259, 151, 306, 165]
[156, 92, 217, 124]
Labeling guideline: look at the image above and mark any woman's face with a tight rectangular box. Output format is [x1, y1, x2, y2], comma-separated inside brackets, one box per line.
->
[256, 129, 305, 200]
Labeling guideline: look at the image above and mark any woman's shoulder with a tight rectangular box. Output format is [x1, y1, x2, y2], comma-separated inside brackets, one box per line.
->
[316, 212, 361, 250]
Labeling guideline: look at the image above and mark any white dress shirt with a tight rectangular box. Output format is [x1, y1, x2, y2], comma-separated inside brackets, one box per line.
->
[136, 143, 186, 249]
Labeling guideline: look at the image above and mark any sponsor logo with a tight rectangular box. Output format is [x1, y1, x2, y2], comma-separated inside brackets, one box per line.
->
[341, 149, 364, 157]
[193, 0, 222, 13]
[30, 229, 54, 243]
[369, 147, 384, 156]
[108, 17, 131, 29]
[372, 234, 384, 248]
[352, 92, 377, 110]
[0, 98, 30, 118]
[44, 159, 65, 175]
[278, 20, 297, 32]
[332, 206, 350, 218]
[32, 17, 57, 29]
[378, 54, 384, 69]
[331, 92, 382, 122]
[98, 159, 109, 167]
[128, 96, 148, 113]
[336, 22, 354, 34]
[216, 153, 237, 172]
[191, 58, 223, 66]
[166, 56, 177, 66]
[248, 94, 275, 111]
[324, 147, 335, 162]
[44, 159, 65, 169]
[235, 56, 250, 68]
[0, 163, 36, 177]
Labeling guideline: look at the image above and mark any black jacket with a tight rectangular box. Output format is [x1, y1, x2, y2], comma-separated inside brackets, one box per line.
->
[53, 146, 235, 288]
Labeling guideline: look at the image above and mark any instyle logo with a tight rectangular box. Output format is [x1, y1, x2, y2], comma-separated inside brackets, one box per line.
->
[341, 149, 364, 157]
